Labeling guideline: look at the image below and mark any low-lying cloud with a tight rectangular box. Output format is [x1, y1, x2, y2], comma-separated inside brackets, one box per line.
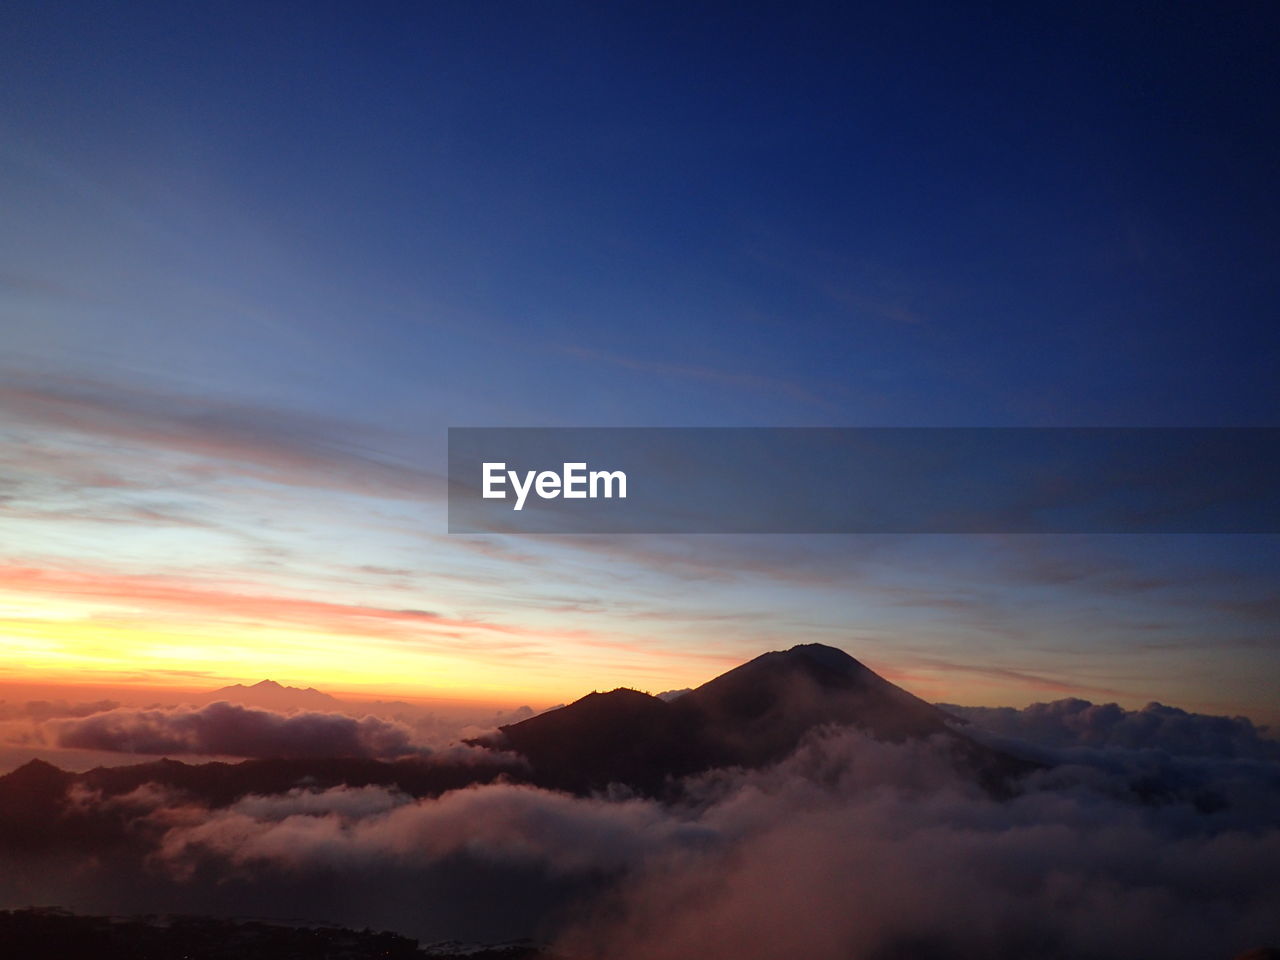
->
[0, 699, 122, 721]
[0, 697, 544, 773]
[943, 697, 1280, 761]
[156, 781, 708, 880]
[3, 724, 1275, 958]
[556, 732, 1280, 960]
[49, 702, 425, 760]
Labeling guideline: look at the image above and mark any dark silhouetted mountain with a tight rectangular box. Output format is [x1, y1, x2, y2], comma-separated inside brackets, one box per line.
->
[0, 756, 73, 795]
[0, 909, 553, 960]
[79, 754, 516, 805]
[0, 909, 458, 960]
[483, 644, 1037, 795]
[0, 759, 76, 850]
[676, 642, 953, 756]
[0, 645, 1037, 845]
[200, 679, 343, 711]
[495, 688, 684, 795]
[0, 754, 518, 855]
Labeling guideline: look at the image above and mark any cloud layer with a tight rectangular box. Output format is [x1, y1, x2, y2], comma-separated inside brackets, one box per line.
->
[50, 702, 424, 760]
[556, 732, 1280, 960]
[943, 697, 1280, 761]
[4, 725, 1276, 957]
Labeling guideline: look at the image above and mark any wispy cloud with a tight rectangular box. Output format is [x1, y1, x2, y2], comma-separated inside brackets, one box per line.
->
[559, 345, 838, 412]
[0, 372, 443, 499]
[0, 564, 536, 650]
[893, 655, 1128, 698]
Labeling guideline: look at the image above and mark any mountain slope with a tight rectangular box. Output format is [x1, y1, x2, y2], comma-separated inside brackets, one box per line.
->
[674, 643, 954, 764]
[496, 688, 685, 794]
[484, 643, 1035, 795]
[0, 645, 1037, 833]
[0, 754, 518, 855]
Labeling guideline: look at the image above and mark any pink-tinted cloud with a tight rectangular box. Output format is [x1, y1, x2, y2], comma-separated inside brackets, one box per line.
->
[888, 655, 1128, 697]
[3, 725, 1279, 954]
[50, 702, 423, 759]
[156, 780, 694, 877]
[0, 564, 536, 649]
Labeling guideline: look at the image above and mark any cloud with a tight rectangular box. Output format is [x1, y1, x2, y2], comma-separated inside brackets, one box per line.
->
[0, 699, 121, 721]
[0, 695, 551, 772]
[944, 698, 1280, 761]
[554, 731, 1280, 960]
[911, 657, 1127, 697]
[0, 372, 443, 500]
[0, 564, 542, 654]
[49, 702, 427, 760]
[155, 781, 706, 879]
[4, 725, 1278, 955]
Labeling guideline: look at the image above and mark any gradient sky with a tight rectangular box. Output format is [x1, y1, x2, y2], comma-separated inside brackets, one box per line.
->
[1, 2, 1277, 718]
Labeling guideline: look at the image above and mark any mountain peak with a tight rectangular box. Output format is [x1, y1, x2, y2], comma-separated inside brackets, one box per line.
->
[690, 643, 884, 708]
[484, 644, 1034, 796]
[10, 757, 65, 776]
[783, 642, 867, 671]
[1, 758, 73, 795]
[201, 679, 341, 710]
[733, 643, 875, 684]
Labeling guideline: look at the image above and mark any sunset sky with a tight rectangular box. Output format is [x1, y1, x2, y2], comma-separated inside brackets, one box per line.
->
[1, 3, 1277, 719]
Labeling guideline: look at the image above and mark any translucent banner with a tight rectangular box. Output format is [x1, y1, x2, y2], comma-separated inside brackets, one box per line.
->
[447, 428, 1280, 534]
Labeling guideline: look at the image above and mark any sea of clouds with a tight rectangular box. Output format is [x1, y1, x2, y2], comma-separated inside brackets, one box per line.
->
[0, 697, 1277, 958]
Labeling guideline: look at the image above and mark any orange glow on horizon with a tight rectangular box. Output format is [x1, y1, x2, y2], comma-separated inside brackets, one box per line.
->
[0, 562, 743, 704]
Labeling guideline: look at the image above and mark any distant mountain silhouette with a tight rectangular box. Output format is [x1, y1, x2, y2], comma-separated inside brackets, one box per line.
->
[481, 643, 1036, 795]
[0, 909, 439, 959]
[0, 908, 551, 960]
[0, 752, 518, 856]
[0, 645, 1039, 852]
[199, 678, 344, 711]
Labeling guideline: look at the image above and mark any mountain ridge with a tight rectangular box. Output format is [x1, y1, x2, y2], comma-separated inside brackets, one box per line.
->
[1, 645, 1039, 822]
[482, 643, 1037, 795]
[199, 679, 344, 711]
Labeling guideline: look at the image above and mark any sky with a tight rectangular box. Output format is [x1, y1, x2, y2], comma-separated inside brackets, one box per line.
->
[0, 2, 1277, 718]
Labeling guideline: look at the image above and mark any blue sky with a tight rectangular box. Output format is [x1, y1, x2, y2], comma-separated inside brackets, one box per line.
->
[1, 2, 1277, 717]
